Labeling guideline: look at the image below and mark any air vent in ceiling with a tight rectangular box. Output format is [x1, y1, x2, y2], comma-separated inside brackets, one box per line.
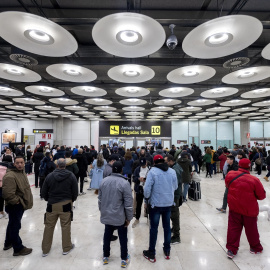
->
[223, 57, 250, 69]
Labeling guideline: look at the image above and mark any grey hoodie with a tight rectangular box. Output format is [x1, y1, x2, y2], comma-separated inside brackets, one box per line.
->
[41, 169, 78, 204]
[98, 173, 133, 226]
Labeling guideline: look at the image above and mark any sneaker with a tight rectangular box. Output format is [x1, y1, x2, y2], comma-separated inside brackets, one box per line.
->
[3, 244, 12, 251]
[111, 235, 118, 241]
[264, 176, 269, 182]
[42, 253, 49, 257]
[62, 244, 75, 255]
[103, 257, 109, 265]
[0, 212, 6, 219]
[132, 219, 139, 228]
[216, 208, 226, 213]
[121, 254, 130, 268]
[13, 247, 33, 256]
[164, 250, 170, 260]
[250, 249, 263, 254]
[143, 250, 156, 263]
[87, 188, 92, 190]
[227, 250, 235, 259]
[171, 236, 181, 245]
[81, 192, 86, 195]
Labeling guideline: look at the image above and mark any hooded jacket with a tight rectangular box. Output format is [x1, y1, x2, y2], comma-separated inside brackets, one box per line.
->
[65, 158, 79, 175]
[144, 163, 178, 208]
[32, 151, 44, 171]
[225, 168, 266, 217]
[41, 169, 78, 204]
[40, 156, 56, 178]
[177, 158, 192, 184]
[98, 173, 133, 226]
[73, 153, 88, 177]
[2, 166, 33, 210]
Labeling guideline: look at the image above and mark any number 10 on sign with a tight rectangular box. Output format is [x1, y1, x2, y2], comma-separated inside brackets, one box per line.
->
[151, 126, 161, 135]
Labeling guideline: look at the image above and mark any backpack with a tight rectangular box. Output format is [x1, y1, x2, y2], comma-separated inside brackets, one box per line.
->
[213, 152, 219, 162]
[39, 158, 47, 177]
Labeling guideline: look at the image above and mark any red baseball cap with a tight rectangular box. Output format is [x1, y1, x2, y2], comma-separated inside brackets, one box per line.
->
[239, 158, 251, 169]
[153, 154, 164, 162]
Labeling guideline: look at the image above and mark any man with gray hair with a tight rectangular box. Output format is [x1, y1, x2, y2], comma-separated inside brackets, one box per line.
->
[41, 158, 78, 257]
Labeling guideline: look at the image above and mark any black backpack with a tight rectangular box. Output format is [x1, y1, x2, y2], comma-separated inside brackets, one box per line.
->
[213, 152, 219, 162]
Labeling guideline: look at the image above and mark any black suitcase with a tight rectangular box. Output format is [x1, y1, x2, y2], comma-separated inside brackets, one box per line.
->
[188, 181, 201, 201]
[25, 162, 32, 174]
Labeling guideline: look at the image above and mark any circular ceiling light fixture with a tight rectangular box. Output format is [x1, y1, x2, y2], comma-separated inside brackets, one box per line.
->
[222, 66, 270, 84]
[0, 11, 78, 57]
[6, 105, 32, 110]
[201, 87, 238, 98]
[179, 106, 202, 112]
[25, 85, 64, 97]
[206, 106, 230, 112]
[94, 106, 117, 111]
[85, 98, 112, 106]
[0, 86, 23, 96]
[187, 99, 216, 106]
[182, 15, 262, 59]
[46, 64, 97, 83]
[92, 12, 166, 58]
[24, 29, 54, 45]
[167, 65, 216, 84]
[0, 63, 41, 82]
[35, 105, 60, 111]
[252, 100, 270, 107]
[220, 99, 251, 107]
[241, 88, 270, 98]
[122, 106, 145, 111]
[71, 86, 107, 97]
[159, 87, 194, 98]
[116, 87, 150, 97]
[151, 106, 173, 112]
[120, 99, 147, 106]
[108, 64, 154, 83]
[154, 99, 181, 106]
[49, 98, 78, 106]
[13, 97, 44, 105]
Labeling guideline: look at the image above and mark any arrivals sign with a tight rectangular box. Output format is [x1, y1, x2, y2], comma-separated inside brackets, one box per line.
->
[99, 121, 171, 137]
[33, 129, 53, 134]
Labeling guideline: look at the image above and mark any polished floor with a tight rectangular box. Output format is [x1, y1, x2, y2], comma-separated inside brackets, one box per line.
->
[0, 170, 269, 270]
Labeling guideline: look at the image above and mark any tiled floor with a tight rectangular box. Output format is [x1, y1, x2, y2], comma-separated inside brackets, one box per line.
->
[1, 170, 269, 270]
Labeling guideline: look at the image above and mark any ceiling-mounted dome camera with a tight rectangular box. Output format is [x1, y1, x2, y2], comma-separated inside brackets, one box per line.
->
[166, 24, 178, 50]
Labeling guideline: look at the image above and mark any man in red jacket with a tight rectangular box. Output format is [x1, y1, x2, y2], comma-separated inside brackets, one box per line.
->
[225, 158, 266, 259]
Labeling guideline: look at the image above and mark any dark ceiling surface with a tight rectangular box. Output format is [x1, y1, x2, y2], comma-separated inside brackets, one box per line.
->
[0, 0, 270, 120]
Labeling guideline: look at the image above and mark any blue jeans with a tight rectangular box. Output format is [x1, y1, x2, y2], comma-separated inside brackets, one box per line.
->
[192, 161, 198, 173]
[5, 203, 25, 252]
[183, 183, 189, 199]
[210, 163, 216, 174]
[103, 224, 128, 260]
[149, 206, 171, 254]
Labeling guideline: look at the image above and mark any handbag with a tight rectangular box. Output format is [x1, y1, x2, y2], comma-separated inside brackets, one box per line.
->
[255, 153, 262, 166]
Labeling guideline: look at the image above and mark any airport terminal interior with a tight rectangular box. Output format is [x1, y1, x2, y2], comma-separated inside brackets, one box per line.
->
[1, 0, 270, 269]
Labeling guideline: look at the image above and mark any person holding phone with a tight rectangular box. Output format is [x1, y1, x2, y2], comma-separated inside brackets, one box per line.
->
[98, 161, 133, 268]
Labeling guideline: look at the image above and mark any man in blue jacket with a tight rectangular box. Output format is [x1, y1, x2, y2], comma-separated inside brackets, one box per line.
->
[143, 155, 178, 262]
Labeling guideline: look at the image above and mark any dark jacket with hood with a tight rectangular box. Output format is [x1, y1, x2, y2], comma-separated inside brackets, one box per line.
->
[41, 169, 78, 204]
[32, 151, 45, 172]
[133, 165, 151, 194]
[73, 153, 88, 177]
[177, 158, 192, 184]
[40, 156, 56, 178]
[53, 150, 66, 161]
[65, 158, 79, 175]
[171, 162, 183, 199]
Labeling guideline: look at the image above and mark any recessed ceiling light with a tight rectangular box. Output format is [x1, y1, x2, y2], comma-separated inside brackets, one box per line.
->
[44, 105, 52, 108]
[0, 87, 10, 92]
[25, 98, 35, 101]
[123, 70, 140, 77]
[196, 99, 206, 103]
[183, 70, 198, 77]
[5, 68, 23, 76]
[211, 89, 225, 94]
[126, 88, 139, 94]
[205, 32, 233, 47]
[24, 29, 54, 45]
[170, 88, 182, 93]
[84, 87, 95, 93]
[163, 99, 173, 103]
[93, 98, 103, 102]
[238, 71, 255, 78]
[230, 100, 241, 103]
[116, 30, 142, 45]
[40, 87, 53, 93]
[59, 98, 69, 102]
[128, 99, 139, 103]
[253, 89, 267, 94]
[64, 69, 81, 76]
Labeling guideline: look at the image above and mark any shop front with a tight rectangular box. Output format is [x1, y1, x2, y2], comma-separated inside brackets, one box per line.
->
[99, 121, 171, 150]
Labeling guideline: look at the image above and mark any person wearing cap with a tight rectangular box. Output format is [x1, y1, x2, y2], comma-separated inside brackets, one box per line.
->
[132, 157, 151, 228]
[98, 161, 133, 268]
[178, 152, 192, 202]
[143, 154, 178, 262]
[225, 158, 266, 259]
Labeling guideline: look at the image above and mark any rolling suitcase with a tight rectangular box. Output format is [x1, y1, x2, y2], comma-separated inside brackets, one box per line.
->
[188, 180, 201, 201]
[25, 162, 32, 174]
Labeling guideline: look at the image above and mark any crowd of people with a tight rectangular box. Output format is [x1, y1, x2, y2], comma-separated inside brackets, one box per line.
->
[0, 142, 268, 267]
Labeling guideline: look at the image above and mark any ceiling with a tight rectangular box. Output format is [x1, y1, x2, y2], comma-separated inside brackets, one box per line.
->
[0, 0, 270, 121]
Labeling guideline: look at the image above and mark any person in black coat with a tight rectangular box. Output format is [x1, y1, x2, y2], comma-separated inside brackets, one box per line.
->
[32, 147, 44, 188]
[73, 148, 88, 195]
[53, 146, 66, 161]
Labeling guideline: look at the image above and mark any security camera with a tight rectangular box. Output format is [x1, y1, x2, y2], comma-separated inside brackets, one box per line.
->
[166, 24, 178, 50]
